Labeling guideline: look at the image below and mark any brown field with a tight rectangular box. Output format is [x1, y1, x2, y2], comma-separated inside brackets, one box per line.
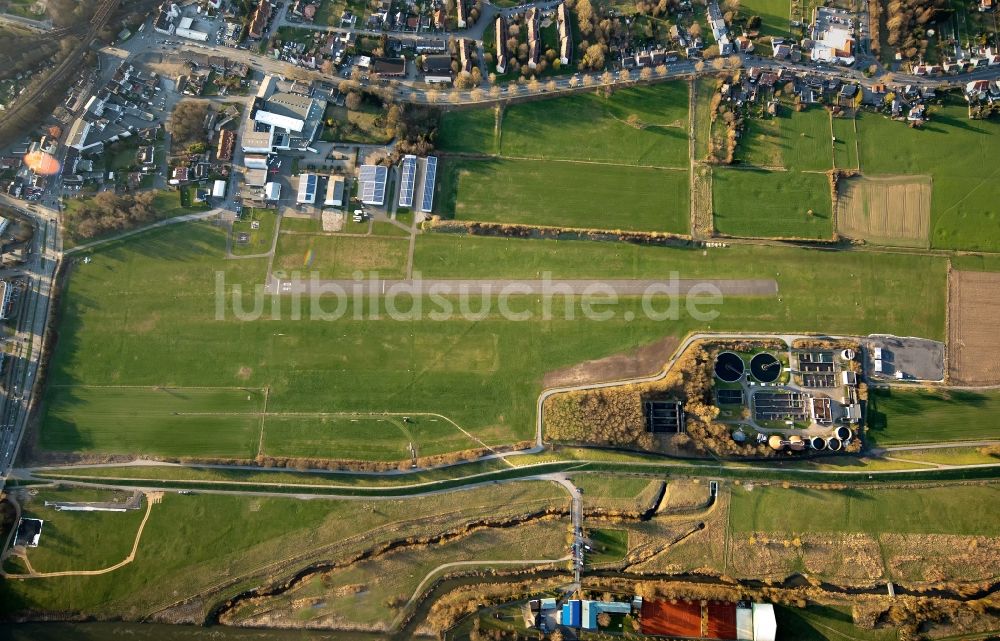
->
[542, 335, 678, 388]
[728, 532, 885, 584]
[837, 175, 931, 247]
[948, 270, 1000, 384]
[883, 533, 1000, 585]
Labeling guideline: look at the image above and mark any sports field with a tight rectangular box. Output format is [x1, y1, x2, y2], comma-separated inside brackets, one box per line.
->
[856, 103, 1000, 251]
[712, 169, 833, 239]
[272, 233, 410, 279]
[729, 484, 1000, 535]
[866, 387, 1000, 446]
[438, 157, 690, 233]
[260, 414, 482, 461]
[41, 387, 265, 458]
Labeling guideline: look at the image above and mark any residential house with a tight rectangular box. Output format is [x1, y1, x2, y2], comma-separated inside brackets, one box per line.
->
[495, 16, 508, 73]
[556, 2, 573, 65]
[838, 84, 861, 108]
[526, 7, 540, 68]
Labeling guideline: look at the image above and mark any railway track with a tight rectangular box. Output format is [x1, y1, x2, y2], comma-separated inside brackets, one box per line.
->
[0, 0, 118, 130]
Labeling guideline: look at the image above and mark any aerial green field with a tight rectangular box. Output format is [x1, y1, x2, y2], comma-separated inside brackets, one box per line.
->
[0, 482, 568, 617]
[832, 115, 859, 170]
[261, 414, 481, 461]
[497, 83, 691, 168]
[866, 387, 1000, 446]
[712, 168, 834, 239]
[41, 387, 264, 458]
[271, 233, 410, 279]
[437, 106, 500, 155]
[585, 528, 629, 565]
[775, 604, 898, 641]
[4, 488, 146, 574]
[438, 157, 690, 233]
[41, 224, 947, 461]
[730, 484, 1000, 535]
[951, 254, 1000, 272]
[572, 474, 662, 511]
[737, 0, 792, 38]
[738, 106, 832, 172]
[231, 209, 277, 256]
[856, 103, 1000, 251]
[411, 234, 947, 338]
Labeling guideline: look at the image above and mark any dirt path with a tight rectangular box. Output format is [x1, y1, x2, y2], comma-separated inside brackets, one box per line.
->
[3, 493, 160, 579]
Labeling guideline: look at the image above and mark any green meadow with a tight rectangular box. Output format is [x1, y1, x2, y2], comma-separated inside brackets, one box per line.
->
[856, 102, 1000, 251]
[438, 157, 690, 233]
[867, 387, 1000, 446]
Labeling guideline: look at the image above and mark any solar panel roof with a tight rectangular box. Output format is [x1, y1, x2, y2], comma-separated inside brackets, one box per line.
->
[398, 155, 417, 207]
[420, 156, 437, 212]
[359, 164, 388, 205]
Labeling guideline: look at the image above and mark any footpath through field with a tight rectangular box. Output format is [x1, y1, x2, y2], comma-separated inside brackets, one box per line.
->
[1, 492, 160, 579]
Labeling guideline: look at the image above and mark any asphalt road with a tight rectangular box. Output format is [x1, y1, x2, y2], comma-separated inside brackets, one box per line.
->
[0, 196, 61, 490]
[277, 277, 780, 296]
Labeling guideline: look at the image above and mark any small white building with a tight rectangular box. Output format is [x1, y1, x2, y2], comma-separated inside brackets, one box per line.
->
[264, 181, 281, 201]
[212, 180, 227, 199]
[752, 603, 777, 641]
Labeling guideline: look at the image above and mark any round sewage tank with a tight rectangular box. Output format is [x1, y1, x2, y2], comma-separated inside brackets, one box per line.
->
[836, 426, 852, 441]
[826, 437, 843, 452]
[714, 351, 745, 382]
[788, 434, 805, 451]
[841, 348, 856, 360]
[732, 429, 748, 443]
[768, 434, 786, 451]
[750, 352, 781, 383]
[810, 436, 826, 450]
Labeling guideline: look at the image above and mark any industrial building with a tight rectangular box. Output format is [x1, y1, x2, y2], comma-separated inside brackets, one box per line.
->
[0, 279, 11, 320]
[296, 173, 318, 205]
[244, 153, 269, 169]
[358, 165, 388, 206]
[251, 90, 325, 151]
